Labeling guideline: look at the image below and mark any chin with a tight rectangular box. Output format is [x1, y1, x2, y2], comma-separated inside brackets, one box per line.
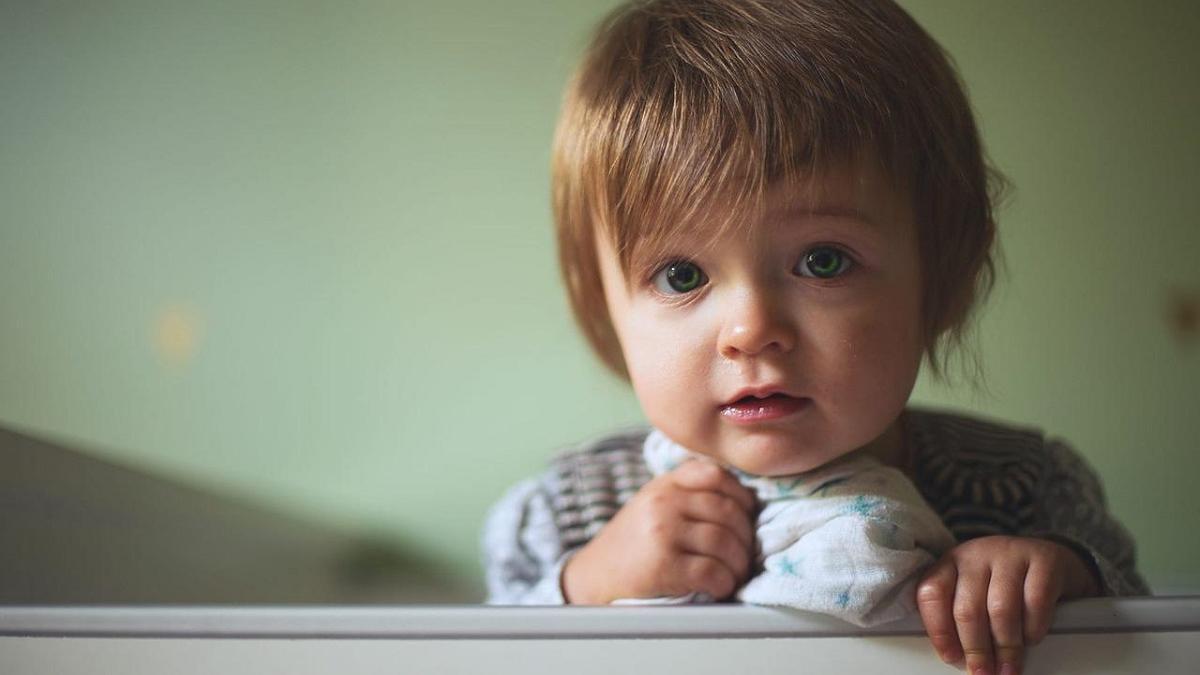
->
[722, 436, 838, 477]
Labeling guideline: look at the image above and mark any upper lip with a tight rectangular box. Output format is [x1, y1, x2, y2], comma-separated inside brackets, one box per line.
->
[722, 385, 802, 406]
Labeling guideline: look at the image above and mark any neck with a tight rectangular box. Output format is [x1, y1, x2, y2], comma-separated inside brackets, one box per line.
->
[859, 410, 911, 476]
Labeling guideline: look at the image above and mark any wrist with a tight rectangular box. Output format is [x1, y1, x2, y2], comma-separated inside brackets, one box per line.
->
[561, 547, 604, 605]
[1058, 544, 1102, 598]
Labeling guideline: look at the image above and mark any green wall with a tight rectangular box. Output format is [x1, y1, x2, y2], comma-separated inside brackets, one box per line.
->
[2, 1, 1197, 592]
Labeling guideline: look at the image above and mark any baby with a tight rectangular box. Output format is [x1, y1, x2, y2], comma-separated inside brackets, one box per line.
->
[483, 0, 1147, 673]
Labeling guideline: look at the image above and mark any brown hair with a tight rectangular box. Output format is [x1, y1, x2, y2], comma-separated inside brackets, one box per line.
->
[552, 0, 1003, 385]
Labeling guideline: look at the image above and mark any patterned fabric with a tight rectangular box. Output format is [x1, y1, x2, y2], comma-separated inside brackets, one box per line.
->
[482, 407, 1149, 605]
[549, 428, 653, 550]
[626, 430, 958, 626]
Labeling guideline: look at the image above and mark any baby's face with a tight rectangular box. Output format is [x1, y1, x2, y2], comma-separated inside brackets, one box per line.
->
[598, 162, 924, 476]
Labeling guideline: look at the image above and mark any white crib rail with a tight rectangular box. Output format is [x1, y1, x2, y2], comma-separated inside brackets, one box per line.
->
[2, 598, 1198, 674]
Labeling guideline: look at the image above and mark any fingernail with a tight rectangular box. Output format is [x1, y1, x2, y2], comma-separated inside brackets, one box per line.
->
[999, 664, 1015, 675]
[941, 648, 962, 664]
[971, 666, 991, 675]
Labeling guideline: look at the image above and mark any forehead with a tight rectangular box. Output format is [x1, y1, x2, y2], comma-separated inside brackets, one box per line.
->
[763, 160, 910, 228]
[616, 160, 912, 270]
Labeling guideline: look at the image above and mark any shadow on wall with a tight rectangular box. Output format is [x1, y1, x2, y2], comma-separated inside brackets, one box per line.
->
[0, 425, 479, 604]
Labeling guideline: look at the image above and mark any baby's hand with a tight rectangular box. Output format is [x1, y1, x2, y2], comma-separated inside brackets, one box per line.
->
[916, 535, 1101, 675]
[560, 459, 757, 604]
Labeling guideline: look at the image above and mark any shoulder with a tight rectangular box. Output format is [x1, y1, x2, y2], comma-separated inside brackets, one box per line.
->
[548, 425, 653, 480]
[906, 406, 1045, 458]
[902, 409, 1145, 594]
[905, 405, 1098, 479]
[906, 406, 1052, 484]
[905, 406, 1058, 537]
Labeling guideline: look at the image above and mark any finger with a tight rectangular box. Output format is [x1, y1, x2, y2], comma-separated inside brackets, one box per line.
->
[1023, 554, 1065, 645]
[954, 563, 995, 675]
[680, 553, 738, 600]
[916, 558, 963, 665]
[678, 521, 751, 581]
[681, 491, 755, 549]
[671, 460, 757, 513]
[987, 559, 1028, 675]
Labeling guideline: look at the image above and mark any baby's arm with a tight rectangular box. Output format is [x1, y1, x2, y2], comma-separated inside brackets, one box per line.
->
[482, 460, 756, 604]
[915, 438, 1145, 675]
[562, 460, 757, 604]
[1028, 438, 1147, 595]
[482, 477, 571, 604]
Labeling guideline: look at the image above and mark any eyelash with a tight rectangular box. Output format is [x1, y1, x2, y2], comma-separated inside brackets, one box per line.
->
[647, 245, 857, 298]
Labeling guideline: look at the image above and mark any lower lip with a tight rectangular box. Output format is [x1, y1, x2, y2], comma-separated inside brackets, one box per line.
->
[719, 396, 811, 423]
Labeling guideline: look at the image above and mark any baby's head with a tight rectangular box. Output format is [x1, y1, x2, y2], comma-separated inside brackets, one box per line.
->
[552, 0, 1000, 475]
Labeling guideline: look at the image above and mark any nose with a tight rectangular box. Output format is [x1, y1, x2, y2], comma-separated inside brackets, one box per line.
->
[717, 286, 797, 360]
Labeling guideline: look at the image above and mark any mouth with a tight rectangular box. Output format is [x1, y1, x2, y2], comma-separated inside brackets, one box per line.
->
[719, 390, 810, 423]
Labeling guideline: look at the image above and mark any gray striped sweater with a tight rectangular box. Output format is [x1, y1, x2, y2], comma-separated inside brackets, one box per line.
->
[482, 406, 1148, 604]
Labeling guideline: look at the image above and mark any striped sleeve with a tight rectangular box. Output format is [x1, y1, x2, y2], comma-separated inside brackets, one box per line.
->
[1025, 438, 1149, 596]
[909, 410, 1045, 541]
[907, 408, 1149, 596]
[481, 475, 569, 605]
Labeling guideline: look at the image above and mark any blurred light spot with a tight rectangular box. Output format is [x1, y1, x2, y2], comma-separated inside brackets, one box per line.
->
[154, 305, 204, 368]
[1167, 287, 1198, 350]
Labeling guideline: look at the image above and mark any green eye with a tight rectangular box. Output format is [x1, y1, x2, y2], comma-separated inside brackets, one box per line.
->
[653, 260, 707, 294]
[796, 246, 852, 279]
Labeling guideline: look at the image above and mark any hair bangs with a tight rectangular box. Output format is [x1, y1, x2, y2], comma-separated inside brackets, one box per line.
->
[590, 40, 893, 280]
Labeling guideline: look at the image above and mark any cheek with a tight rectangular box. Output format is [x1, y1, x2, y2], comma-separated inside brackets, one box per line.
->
[862, 313, 922, 384]
[843, 293, 923, 403]
[619, 310, 711, 415]
[623, 318, 681, 385]
[812, 284, 923, 412]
